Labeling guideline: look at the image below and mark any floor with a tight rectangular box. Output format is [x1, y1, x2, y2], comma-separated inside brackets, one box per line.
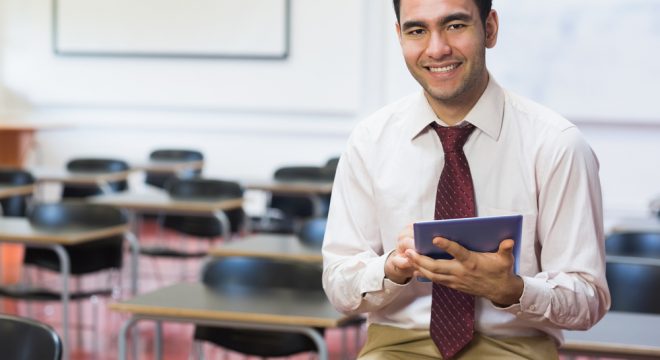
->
[1, 220, 620, 360]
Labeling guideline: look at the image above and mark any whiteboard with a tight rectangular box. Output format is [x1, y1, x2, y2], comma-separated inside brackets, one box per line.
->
[489, 0, 660, 122]
[53, 0, 290, 59]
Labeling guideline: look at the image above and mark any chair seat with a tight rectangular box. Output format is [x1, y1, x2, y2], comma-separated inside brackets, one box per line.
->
[194, 326, 324, 357]
[139, 245, 208, 258]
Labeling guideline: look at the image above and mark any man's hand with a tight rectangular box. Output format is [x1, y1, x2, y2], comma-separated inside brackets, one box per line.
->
[406, 237, 523, 306]
[384, 224, 417, 284]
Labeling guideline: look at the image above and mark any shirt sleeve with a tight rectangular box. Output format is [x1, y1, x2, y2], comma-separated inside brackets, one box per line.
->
[322, 126, 410, 315]
[500, 126, 611, 330]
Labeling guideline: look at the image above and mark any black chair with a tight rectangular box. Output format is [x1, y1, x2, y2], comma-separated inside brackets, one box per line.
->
[606, 261, 660, 314]
[61, 158, 129, 198]
[605, 232, 660, 258]
[605, 231, 660, 314]
[296, 217, 327, 248]
[321, 156, 339, 180]
[140, 178, 245, 259]
[21, 202, 128, 283]
[0, 314, 62, 360]
[0, 168, 34, 217]
[145, 149, 204, 189]
[252, 166, 330, 234]
[193, 257, 325, 357]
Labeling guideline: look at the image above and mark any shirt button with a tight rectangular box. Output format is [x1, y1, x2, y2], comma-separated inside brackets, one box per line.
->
[529, 305, 536, 311]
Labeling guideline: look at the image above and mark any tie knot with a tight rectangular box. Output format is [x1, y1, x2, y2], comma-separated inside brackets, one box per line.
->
[432, 123, 476, 153]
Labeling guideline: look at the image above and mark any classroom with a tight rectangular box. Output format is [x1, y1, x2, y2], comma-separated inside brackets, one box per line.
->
[1, 0, 659, 359]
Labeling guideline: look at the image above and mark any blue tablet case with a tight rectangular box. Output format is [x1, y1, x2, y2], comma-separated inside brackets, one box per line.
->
[413, 214, 523, 273]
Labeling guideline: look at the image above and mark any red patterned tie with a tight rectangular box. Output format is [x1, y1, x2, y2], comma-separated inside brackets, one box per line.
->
[430, 122, 477, 359]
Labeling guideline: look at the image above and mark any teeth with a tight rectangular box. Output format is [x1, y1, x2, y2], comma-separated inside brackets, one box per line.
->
[429, 64, 458, 73]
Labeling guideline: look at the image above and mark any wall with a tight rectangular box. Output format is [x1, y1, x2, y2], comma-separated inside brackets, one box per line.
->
[0, 0, 658, 217]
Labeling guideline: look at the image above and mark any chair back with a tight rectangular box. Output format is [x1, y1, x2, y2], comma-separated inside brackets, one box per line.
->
[321, 157, 339, 180]
[607, 261, 660, 314]
[0, 168, 34, 217]
[162, 178, 244, 237]
[194, 257, 323, 356]
[201, 256, 322, 294]
[296, 217, 327, 248]
[0, 314, 62, 360]
[605, 232, 660, 258]
[24, 202, 128, 274]
[145, 149, 203, 189]
[62, 158, 129, 198]
[271, 166, 328, 220]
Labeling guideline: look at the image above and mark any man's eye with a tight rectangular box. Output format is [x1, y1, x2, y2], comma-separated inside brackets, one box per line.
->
[406, 29, 426, 36]
[447, 24, 466, 30]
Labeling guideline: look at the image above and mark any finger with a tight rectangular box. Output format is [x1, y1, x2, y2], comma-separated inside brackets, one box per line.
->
[406, 250, 455, 275]
[498, 239, 515, 257]
[433, 237, 471, 262]
[397, 236, 415, 253]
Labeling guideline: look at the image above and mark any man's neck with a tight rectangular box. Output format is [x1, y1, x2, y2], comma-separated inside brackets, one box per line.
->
[425, 74, 490, 126]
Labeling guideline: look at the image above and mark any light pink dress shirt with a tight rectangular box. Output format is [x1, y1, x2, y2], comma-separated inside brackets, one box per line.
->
[322, 78, 610, 345]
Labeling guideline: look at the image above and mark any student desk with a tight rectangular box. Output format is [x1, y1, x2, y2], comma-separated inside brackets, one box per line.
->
[111, 282, 357, 360]
[89, 189, 244, 240]
[0, 184, 35, 200]
[31, 167, 132, 198]
[0, 183, 36, 284]
[209, 233, 322, 263]
[561, 311, 660, 359]
[0, 217, 137, 360]
[608, 216, 660, 234]
[243, 179, 333, 217]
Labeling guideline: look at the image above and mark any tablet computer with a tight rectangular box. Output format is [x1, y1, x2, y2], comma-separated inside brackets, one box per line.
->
[413, 214, 523, 273]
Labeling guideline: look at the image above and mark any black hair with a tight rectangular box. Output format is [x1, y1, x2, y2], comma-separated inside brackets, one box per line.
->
[393, 0, 492, 27]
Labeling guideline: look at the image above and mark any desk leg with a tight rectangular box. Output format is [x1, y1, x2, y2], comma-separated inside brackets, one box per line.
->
[52, 245, 71, 360]
[155, 321, 163, 360]
[124, 231, 140, 296]
[119, 317, 140, 360]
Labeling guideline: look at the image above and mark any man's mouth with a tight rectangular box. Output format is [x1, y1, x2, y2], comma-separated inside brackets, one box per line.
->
[428, 63, 460, 73]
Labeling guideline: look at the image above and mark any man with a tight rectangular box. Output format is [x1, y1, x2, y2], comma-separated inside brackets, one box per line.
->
[322, 0, 610, 358]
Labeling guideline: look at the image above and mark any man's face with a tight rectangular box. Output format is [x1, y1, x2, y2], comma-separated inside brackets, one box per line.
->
[396, 0, 497, 108]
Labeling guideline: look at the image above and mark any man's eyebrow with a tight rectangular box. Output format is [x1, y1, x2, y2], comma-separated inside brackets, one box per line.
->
[401, 20, 427, 31]
[401, 12, 474, 31]
[438, 13, 473, 26]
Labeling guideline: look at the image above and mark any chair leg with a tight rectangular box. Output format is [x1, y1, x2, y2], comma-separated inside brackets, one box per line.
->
[76, 278, 84, 350]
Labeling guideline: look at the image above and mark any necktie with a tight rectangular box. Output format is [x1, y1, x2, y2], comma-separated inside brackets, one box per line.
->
[430, 122, 477, 359]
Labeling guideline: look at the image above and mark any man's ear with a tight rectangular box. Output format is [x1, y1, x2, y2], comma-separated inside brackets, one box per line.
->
[485, 10, 499, 48]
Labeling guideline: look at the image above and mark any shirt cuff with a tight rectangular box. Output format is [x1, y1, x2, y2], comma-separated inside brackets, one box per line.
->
[496, 276, 552, 319]
[361, 250, 410, 304]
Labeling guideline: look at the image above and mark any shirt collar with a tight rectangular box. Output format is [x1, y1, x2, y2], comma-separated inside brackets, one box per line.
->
[405, 76, 505, 141]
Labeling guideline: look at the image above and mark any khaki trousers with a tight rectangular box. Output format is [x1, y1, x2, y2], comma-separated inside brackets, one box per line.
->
[358, 324, 558, 360]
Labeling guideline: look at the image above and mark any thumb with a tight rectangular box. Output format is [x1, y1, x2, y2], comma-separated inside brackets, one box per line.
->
[497, 239, 515, 258]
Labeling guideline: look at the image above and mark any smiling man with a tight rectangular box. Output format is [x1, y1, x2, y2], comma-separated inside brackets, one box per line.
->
[322, 0, 610, 359]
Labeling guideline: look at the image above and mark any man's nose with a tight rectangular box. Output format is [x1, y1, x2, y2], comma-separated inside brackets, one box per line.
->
[425, 31, 451, 59]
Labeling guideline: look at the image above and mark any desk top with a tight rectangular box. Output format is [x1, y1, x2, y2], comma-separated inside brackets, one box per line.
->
[0, 217, 128, 245]
[32, 167, 132, 185]
[0, 184, 35, 199]
[209, 234, 322, 263]
[90, 189, 243, 214]
[130, 159, 204, 174]
[562, 311, 660, 358]
[608, 217, 660, 234]
[244, 180, 333, 195]
[110, 282, 352, 328]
